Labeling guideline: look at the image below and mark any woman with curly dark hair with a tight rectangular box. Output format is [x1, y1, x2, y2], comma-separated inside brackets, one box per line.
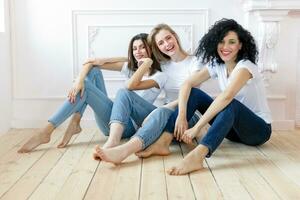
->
[160, 18, 272, 175]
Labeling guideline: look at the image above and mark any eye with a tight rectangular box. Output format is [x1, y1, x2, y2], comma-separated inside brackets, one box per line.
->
[229, 40, 236, 44]
[157, 41, 163, 46]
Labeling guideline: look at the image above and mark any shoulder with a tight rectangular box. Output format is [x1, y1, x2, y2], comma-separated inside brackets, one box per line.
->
[235, 59, 259, 77]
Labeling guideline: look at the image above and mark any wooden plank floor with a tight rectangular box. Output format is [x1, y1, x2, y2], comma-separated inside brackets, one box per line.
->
[0, 128, 300, 200]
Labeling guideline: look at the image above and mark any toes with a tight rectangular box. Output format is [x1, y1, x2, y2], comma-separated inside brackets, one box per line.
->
[94, 145, 100, 152]
[136, 151, 146, 158]
[93, 152, 101, 161]
[57, 142, 66, 148]
[167, 167, 176, 175]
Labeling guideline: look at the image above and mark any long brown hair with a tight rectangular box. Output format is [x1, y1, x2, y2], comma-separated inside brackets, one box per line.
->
[148, 24, 186, 62]
[127, 33, 161, 76]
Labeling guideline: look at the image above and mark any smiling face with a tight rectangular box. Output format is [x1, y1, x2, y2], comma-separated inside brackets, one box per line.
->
[217, 31, 242, 64]
[154, 29, 179, 58]
[132, 39, 150, 62]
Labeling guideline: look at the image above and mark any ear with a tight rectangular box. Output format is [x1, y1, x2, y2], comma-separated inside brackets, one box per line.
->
[239, 43, 242, 50]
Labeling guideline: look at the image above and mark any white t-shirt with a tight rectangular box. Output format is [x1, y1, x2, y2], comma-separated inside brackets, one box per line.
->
[161, 56, 204, 103]
[207, 59, 272, 123]
[121, 62, 167, 104]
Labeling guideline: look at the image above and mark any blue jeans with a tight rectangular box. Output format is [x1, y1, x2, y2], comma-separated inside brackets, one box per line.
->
[111, 89, 200, 149]
[110, 88, 157, 129]
[132, 107, 199, 149]
[48, 67, 136, 138]
[165, 88, 272, 157]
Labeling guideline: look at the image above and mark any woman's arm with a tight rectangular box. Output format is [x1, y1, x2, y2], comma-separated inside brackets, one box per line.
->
[174, 68, 211, 139]
[84, 57, 128, 71]
[126, 58, 160, 90]
[182, 68, 252, 142]
[68, 57, 128, 103]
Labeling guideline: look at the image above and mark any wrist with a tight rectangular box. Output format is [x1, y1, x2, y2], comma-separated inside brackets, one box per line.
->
[143, 58, 153, 66]
[178, 112, 186, 120]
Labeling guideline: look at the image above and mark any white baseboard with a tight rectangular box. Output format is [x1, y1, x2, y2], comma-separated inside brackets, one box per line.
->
[11, 119, 296, 131]
[11, 119, 98, 129]
[271, 120, 295, 131]
[0, 120, 11, 135]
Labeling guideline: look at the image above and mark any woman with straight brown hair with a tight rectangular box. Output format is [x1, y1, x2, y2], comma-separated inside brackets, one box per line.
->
[18, 33, 167, 153]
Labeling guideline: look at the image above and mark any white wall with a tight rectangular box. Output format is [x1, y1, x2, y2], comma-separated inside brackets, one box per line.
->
[0, 0, 11, 134]
[7, 0, 300, 130]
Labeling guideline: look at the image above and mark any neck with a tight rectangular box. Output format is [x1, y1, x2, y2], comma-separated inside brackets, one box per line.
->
[170, 50, 188, 62]
[225, 60, 237, 72]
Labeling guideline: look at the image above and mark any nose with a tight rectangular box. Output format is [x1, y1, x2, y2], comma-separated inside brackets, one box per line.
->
[165, 40, 170, 47]
[223, 42, 230, 49]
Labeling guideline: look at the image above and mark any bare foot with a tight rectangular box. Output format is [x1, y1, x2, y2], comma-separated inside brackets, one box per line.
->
[94, 145, 127, 164]
[18, 131, 51, 153]
[93, 145, 102, 160]
[135, 132, 172, 158]
[92, 140, 120, 160]
[57, 123, 82, 148]
[102, 139, 120, 149]
[57, 113, 82, 148]
[167, 145, 208, 175]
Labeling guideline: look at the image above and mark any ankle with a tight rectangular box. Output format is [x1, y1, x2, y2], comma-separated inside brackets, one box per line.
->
[106, 138, 120, 144]
[72, 113, 82, 123]
[195, 145, 209, 158]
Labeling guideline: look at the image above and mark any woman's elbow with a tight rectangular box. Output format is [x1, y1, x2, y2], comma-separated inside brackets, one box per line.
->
[126, 83, 137, 90]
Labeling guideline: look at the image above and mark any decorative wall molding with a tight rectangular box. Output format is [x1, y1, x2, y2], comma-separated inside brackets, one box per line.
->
[242, 0, 300, 11]
[72, 9, 209, 79]
[86, 24, 193, 80]
[241, 1, 300, 86]
[256, 10, 289, 86]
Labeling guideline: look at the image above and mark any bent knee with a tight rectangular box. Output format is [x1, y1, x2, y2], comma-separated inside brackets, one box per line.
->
[116, 88, 133, 99]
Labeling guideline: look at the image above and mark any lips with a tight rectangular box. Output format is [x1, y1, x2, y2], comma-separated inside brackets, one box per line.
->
[220, 50, 231, 57]
[135, 54, 144, 60]
[166, 45, 175, 53]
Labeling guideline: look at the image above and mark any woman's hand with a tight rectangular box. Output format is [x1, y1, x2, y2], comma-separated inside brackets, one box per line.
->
[67, 79, 85, 103]
[181, 127, 199, 144]
[137, 57, 153, 67]
[174, 115, 188, 141]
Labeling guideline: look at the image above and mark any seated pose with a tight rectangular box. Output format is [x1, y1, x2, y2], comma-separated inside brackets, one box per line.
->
[18, 33, 166, 153]
[163, 19, 272, 175]
[93, 24, 204, 163]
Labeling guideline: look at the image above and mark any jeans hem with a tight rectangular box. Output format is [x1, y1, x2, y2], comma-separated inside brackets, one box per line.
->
[48, 119, 58, 128]
[198, 141, 213, 158]
[132, 135, 146, 150]
[109, 119, 127, 128]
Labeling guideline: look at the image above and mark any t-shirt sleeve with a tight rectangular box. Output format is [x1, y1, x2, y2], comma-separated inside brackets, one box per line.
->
[236, 60, 259, 79]
[120, 62, 132, 78]
[206, 64, 218, 79]
[190, 57, 205, 72]
[149, 71, 167, 89]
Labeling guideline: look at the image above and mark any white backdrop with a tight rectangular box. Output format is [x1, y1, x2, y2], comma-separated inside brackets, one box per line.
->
[4, 0, 300, 130]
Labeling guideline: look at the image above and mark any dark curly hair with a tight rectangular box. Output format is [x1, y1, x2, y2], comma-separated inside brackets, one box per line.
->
[195, 18, 258, 66]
